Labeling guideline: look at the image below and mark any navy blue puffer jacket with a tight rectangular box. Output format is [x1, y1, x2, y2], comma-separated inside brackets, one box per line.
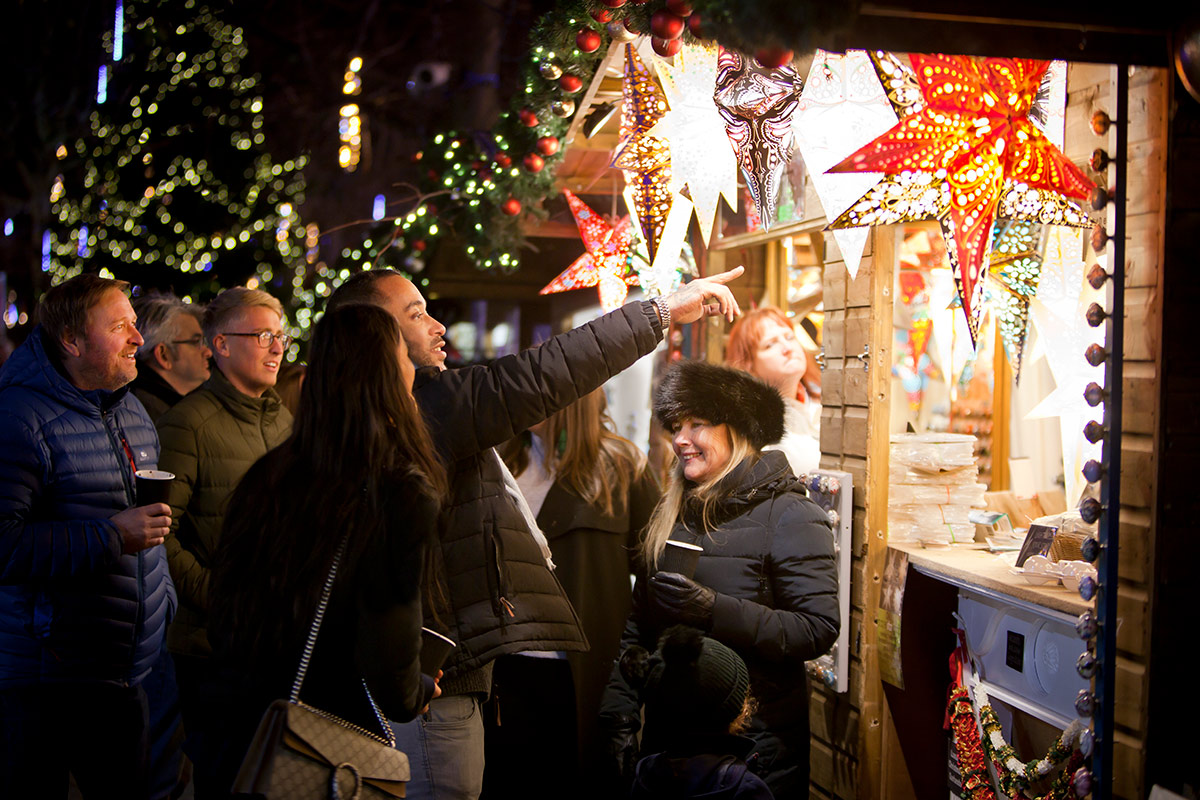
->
[0, 328, 176, 688]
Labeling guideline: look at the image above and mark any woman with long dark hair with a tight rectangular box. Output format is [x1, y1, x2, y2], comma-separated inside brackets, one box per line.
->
[202, 304, 447, 796]
[601, 360, 838, 797]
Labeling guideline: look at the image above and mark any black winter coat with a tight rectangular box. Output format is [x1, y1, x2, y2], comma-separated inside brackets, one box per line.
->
[413, 301, 662, 682]
[602, 450, 839, 797]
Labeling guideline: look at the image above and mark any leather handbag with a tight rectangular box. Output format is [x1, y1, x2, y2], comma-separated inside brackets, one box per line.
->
[232, 535, 410, 799]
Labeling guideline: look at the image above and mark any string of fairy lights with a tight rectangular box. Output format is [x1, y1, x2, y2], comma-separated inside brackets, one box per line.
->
[33, 0, 846, 352]
[47, 0, 309, 357]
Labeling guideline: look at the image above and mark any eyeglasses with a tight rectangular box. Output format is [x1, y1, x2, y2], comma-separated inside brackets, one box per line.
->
[171, 336, 207, 347]
[222, 331, 293, 349]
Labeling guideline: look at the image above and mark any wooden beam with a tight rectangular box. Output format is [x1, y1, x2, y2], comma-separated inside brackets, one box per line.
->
[858, 224, 895, 800]
[563, 42, 625, 147]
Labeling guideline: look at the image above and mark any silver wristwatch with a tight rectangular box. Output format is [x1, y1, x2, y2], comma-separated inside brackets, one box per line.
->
[652, 296, 671, 330]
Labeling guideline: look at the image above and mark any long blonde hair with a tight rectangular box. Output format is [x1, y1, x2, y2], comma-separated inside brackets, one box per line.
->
[640, 428, 756, 570]
[502, 388, 647, 517]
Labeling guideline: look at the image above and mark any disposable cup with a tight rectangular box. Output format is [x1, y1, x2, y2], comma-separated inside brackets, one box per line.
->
[660, 540, 704, 579]
[420, 627, 457, 676]
[135, 470, 175, 506]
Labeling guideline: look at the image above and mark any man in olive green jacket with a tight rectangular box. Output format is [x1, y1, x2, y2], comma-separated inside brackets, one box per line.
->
[156, 287, 293, 795]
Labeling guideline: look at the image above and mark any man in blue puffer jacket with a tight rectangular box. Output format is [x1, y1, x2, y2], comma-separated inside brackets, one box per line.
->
[0, 274, 177, 799]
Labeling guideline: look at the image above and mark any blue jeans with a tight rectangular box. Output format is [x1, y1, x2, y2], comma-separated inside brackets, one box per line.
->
[390, 694, 485, 800]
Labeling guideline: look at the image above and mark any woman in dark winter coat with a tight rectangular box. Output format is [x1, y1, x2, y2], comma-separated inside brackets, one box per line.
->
[600, 360, 839, 798]
[486, 388, 660, 797]
[202, 304, 447, 796]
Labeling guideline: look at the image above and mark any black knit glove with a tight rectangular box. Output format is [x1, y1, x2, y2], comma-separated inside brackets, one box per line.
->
[649, 571, 716, 630]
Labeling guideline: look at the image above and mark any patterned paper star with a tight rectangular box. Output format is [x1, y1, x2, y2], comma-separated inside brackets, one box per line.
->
[713, 47, 803, 230]
[986, 219, 1044, 382]
[648, 42, 739, 247]
[829, 54, 1094, 335]
[793, 50, 897, 279]
[540, 189, 638, 311]
[613, 45, 673, 262]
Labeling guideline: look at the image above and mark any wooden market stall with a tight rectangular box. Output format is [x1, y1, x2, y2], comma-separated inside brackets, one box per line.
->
[695, 46, 1175, 800]
[536, 5, 1187, 798]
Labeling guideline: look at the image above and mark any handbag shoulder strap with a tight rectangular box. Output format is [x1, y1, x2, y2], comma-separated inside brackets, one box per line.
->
[288, 533, 395, 746]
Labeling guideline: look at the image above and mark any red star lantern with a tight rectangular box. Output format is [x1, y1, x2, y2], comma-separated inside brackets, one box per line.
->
[540, 190, 639, 311]
[829, 54, 1094, 327]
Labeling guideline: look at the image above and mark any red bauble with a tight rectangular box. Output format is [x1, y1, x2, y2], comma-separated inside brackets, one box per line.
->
[599, 0, 626, 6]
[501, 198, 522, 216]
[413, 240, 428, 252]
[650, 10, 685, 39]
[559, 74, 583, 94]
[576, 29, 602, 53]
[651, 36, 683, 57]
[665, 0, 693, 15]
[536, 136, 560, 156]
[427, 169, 439, 180]
[494, 153, 512, 168]
[590, 8, 613, 22]
[478, 168, 493, 182]
[754, 47, 795, 69]
[687, 12, 704, 37]
[518, 108, 539, 127]
[523, 153, 545, 173]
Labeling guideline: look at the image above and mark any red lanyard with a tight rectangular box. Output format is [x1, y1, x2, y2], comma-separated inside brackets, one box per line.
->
[118, 432, 138, 478]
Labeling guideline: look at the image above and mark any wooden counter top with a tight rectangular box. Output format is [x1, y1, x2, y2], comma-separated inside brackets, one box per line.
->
[889, 542, 1089, 619]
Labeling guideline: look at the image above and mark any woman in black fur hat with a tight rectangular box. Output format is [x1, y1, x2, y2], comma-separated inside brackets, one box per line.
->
[600, 360, 840, 798]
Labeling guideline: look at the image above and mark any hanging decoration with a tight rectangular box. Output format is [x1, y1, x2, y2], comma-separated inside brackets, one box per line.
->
[947, 685, 998, 800]
[828, 53, 1095, 339]
[974, 684, 1087, 800]
[612, 44, 674, 262]
[647, 41, 738, 247]
[894, 270, 938, 412]
[986, 219, 1044, 382]
[1024, 226, 1104, 506]
[713, 47, 803, 229]
[540, 189, 638, 311]
[793, 50, 897, 279]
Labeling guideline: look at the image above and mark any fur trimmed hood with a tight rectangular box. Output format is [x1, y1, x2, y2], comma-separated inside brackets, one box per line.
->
[654, 360, 785, 451]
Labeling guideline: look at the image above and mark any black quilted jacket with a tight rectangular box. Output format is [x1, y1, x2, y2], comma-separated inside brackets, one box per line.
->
[601, 450, 840, 796]
[413, 301, 662, 682]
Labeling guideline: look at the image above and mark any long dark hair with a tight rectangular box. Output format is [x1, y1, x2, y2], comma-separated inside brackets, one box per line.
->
[211, 304, 446, 668]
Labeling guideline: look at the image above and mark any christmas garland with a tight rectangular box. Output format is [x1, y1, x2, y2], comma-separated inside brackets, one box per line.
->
[948, 685, 997, 800]
[946, 682, 1085, 800]
[337, 0, 863, 281]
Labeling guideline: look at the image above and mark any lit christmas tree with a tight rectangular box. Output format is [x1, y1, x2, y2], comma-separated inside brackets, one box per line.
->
[47, 0, 308, 341]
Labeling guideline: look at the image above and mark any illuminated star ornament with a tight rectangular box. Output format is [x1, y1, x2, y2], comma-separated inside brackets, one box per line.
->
[829, 54, 1094, 338]
[793, 50, 897, 279]
[540, 189, 638, 311]
[713, 48, 803, 230]
[613, 45, 674, 262]
[985, 219, 1044, 382]
[648, 42, 739, 247]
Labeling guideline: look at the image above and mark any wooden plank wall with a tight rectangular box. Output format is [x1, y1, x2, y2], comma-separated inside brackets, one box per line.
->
[808, 225, 896, 799]
[1062, 63, 1167, 799]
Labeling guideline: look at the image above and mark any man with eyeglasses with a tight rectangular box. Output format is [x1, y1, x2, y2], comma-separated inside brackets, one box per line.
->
[155, 287, 293, 797]
[131, 293, 213, 422]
